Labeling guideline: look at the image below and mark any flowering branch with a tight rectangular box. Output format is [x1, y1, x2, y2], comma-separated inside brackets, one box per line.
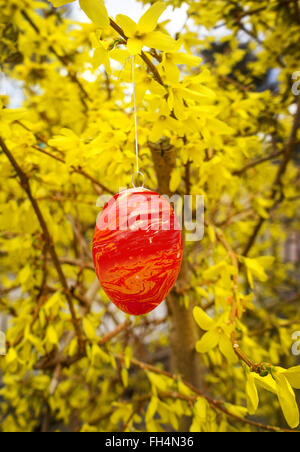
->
[0, 136, 85, 352]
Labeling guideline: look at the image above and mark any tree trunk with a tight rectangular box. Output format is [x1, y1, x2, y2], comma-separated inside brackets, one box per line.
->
[150, 140, 204, 391]
[168, 258, 204, 389]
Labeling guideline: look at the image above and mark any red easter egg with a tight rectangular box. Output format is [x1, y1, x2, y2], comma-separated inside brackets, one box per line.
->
[93, 188, 183, 315]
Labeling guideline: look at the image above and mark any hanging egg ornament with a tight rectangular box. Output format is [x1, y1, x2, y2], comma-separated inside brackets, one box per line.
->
[93, 188, 183, 315]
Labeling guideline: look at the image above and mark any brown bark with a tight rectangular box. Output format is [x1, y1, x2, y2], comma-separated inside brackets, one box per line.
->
[149, 139, 203, 391]
[168, 258, 204, 389]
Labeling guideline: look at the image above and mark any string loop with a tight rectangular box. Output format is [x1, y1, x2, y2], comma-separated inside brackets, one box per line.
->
[132, 171, 145, 189]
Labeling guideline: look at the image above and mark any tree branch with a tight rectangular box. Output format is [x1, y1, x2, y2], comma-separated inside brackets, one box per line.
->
[109, 18, 165, 86]
[243, 99, 300, 256]
[35, 320, 131, 370]
[0, 136, 85, 351]
[117, 354, 299, 433]
[233, 149, 284, 176]
[21, 9, 91, 108]
[29, 141, 114, 195]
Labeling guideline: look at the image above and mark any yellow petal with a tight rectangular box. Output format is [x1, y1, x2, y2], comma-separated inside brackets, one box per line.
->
[246, 373, 259, 415]
[116, 14, 137, 38]
[173, 90, 187, 120]
[178, 86, 216, 101]
[172, 53, 202, 66]
[207, 118, 235, 135]
[256, 256, 275, 268]
[149, 121, 165, 142]
[143, 31, 179, 52]
[50, 0, 75, 6]
[283, 366, 300, 390]
[90, 31, 99, 48]
[6, 348, 17, 365]
[170, 168, 181, 192]
[137, 2, 167, 34]
[193, 306, 214, 331]
[93, 47, 111, 74]
[253, 373, 277, 394]
[109, 48, 130, 64]
[194, 85, 217, 99]
[196, 330, 219, 354]
[244, 257, 268, 282]
[149, 80, 166, 97]
[163, 60, 180, 83]
[275, 373, 299, 429]
[135, 84, 147, 105]
[46, 326, 59, 345]
[219, 334, 238, 364]
[224, 403, 248, 418]
[121, 368, 129, 387]
[79, 0, 109, 28]
[83, 318, 96, 340]
[127, 38, 143, 56]
[194, 398, 208, 420]
[2, 108, 27, 122]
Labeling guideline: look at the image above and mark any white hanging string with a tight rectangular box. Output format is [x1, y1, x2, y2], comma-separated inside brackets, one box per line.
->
[132, 56, 139, 173]
[131, 56, 145, 188]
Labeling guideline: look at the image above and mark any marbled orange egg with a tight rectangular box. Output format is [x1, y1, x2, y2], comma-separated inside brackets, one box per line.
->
[92, 189, 183, 315]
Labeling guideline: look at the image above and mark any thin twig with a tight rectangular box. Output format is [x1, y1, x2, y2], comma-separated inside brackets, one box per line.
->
[233, 150, 284, 176]
[109, 18, 165, 86]
[116, 354, 299, 433]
